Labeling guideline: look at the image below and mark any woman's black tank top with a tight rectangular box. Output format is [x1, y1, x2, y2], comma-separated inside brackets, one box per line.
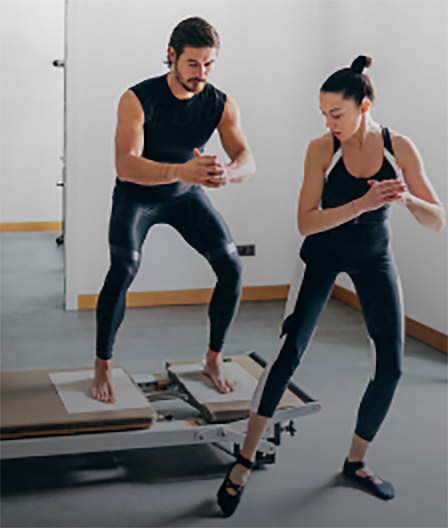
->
[300, 127, 403, 268]
[321, 127, 401, 224]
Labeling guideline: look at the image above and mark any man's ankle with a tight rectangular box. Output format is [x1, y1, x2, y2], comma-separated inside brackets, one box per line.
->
[206, 349, 221, 361]
[95, 357, 112, 369]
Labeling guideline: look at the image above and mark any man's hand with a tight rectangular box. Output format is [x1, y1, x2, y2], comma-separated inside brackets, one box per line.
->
[178, 148, 228, 188]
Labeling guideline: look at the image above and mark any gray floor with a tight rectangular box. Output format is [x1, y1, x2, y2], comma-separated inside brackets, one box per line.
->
[1, 231, 447, 528]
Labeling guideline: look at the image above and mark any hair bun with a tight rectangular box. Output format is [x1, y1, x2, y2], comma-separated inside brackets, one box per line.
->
[350, 55, 373, 74]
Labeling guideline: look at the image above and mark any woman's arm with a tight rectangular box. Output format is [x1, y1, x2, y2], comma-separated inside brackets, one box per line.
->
[392, 133, 445, 231]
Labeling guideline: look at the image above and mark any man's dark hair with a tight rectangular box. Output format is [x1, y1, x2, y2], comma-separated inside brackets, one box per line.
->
[165, 17, 220, 67]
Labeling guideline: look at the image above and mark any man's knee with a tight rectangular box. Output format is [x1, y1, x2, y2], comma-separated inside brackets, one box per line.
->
[226, 251, 242, 283]
[110, 252, 141, 282]
[213, 248, 242, 285]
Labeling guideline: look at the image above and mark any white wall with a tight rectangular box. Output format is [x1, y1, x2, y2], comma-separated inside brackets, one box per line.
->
[65, 0, 447, 336]
[324, 0, 448, 334]
[65, 0, 328, 308]
[0, 0, 64, 223]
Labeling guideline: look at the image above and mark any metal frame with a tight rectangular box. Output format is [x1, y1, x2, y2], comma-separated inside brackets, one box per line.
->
[0, 353, 321, 461]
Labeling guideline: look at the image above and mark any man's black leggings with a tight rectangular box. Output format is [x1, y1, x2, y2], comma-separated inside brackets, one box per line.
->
[96, 182, 242, 359]
[250, 225, 404, 442]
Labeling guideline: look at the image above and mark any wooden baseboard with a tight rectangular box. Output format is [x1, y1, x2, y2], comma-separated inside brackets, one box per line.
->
[78, 282, 446, 354]
[78, 285, 289, 311]
[332, 284, 447, 354]
[403, 318, 448, 355]
[0, 222, 63, 232]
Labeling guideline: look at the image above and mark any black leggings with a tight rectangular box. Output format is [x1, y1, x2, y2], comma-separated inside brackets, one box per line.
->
[251, 225, 404, 442]
[96, 183, 242, 359]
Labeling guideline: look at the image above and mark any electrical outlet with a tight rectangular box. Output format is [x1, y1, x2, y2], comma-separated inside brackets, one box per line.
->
[237, 244, 256, 256]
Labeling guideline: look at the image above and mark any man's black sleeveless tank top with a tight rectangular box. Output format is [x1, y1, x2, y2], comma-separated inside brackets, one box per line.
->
[119, 74, 227, 200]
[321, 126, 401, 224]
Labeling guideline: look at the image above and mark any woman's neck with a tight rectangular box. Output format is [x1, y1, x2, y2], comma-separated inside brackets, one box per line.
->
[349, 113, 380, 150]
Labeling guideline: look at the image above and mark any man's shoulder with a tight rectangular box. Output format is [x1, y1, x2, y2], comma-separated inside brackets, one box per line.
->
[201, 82, 227, 108]
[128, 74, 166, 110]
[204, 81, 226, 97]
[130, 74, 165, 95]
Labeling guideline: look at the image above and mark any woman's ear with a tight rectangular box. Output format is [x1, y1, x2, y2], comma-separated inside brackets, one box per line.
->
[361, 97, 371, 114]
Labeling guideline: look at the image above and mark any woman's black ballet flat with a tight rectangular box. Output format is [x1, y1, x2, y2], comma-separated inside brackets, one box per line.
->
[217, 453, 255, 517]
[343, 458, 395, 500]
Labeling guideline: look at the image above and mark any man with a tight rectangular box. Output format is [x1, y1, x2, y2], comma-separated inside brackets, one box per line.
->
[90, 17, 255, 402]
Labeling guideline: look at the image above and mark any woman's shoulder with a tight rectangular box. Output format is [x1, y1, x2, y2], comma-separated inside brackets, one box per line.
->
[308, 131, 333, 150]
[388, 129, 419, 163]
[306, 132, 334, 168]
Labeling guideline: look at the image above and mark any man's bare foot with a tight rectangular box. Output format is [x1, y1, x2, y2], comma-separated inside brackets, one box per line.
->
[90, 357, 116, 403]
[203, 350, 237, 393]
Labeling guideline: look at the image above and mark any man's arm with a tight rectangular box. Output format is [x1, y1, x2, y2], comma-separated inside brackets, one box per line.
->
[217, 96, 256, 183]
[115, 90, 224, 187]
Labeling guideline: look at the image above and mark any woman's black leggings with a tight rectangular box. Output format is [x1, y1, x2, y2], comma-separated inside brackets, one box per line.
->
[250, 225, 404, 442]
[96, 182, 242, 360]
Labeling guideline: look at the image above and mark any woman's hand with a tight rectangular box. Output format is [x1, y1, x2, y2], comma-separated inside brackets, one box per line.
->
[357, 179, 407, 213]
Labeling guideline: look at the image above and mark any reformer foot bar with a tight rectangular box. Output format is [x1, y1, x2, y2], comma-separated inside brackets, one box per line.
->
[0, 352, 320, 463]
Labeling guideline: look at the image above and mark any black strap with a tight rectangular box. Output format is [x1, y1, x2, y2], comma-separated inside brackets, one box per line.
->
[345, 460, 365, 472]
[224, 476, 243, 493]
[382, 126, 394, 155]
[332, 134, 340, 153]
[236, 453, 255, 470]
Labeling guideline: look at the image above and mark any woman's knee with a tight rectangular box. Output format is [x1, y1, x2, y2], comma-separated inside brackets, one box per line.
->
[375, 358, 402, 387]
[274, 335, 304, 375]
[386, 363, 403, 384]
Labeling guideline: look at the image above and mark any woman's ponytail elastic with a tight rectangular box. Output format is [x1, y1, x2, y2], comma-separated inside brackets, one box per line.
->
[350, 55, 373, 75]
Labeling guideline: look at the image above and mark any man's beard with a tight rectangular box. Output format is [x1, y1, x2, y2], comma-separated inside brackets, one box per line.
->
[174, 63, 205, 93]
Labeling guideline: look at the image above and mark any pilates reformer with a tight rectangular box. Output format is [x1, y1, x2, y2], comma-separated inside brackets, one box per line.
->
[0, 352, 320, 465]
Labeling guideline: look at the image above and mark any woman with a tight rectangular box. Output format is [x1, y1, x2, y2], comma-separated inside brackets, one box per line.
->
[217, 56, 445, 517]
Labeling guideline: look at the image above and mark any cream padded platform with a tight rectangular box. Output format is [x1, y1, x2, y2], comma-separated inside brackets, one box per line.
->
[167, 354, 305, 422]
[0, 367, 156, 440]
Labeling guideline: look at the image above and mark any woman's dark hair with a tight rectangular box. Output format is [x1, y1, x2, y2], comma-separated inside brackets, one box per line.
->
[165, 17, 220, 67]
[320, 56, 375, 105]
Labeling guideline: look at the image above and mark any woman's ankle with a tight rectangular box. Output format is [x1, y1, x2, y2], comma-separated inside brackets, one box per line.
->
[238, 449, 256, 463]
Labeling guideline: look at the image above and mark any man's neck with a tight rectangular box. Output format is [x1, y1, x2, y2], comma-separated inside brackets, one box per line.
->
[166, 71, 196, 100]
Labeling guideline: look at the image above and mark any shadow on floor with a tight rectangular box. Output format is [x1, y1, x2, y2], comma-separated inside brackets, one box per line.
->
[0, 445, 234, 497]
